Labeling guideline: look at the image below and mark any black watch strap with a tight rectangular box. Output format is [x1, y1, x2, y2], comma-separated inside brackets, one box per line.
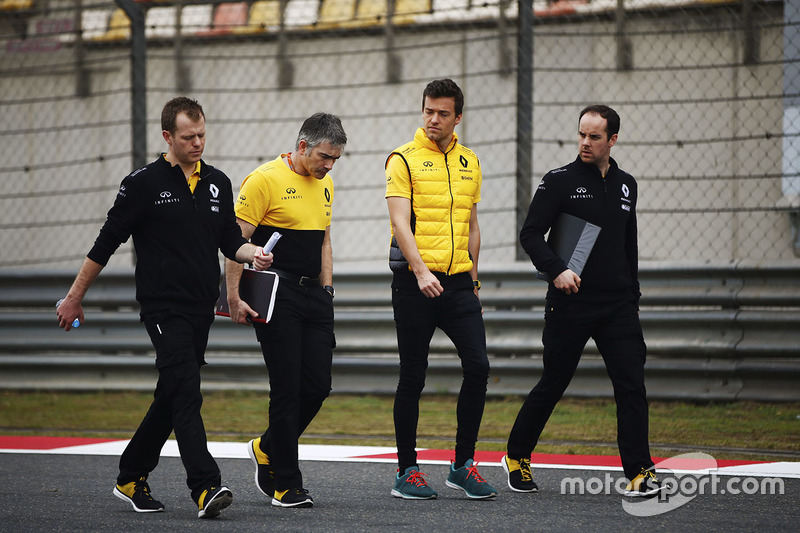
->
[323, 285, 335, 297]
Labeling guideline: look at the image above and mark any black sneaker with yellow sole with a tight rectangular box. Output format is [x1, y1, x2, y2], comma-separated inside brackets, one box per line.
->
[502, 455, 538, 493]
[624, 467, 665, 498]
[272, 488, 314, 508]
[196, 485, 233, 518]
[113, 476, 165, 513]
[247, 437, 276, 497]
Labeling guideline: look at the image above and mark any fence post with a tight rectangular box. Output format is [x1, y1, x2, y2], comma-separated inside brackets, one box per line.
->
[784, 0, 800, 256]
[115, 0, 147, 171]
[175, 0, 191, 92]
[615, 0, 633, 70]
[385, 0, 401, 84]
[74, 0, 90, 97]
[516, 0, 533, 260]
[278, 0, 294, 89]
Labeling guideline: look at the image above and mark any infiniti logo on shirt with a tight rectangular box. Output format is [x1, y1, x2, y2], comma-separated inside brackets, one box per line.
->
[570, 186, 593, 200]
[282, 187, 302, 201]
[155, 190, 180, 205]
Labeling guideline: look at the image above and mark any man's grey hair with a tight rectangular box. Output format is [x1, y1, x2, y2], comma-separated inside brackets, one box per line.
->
[295, 112, 348, 151]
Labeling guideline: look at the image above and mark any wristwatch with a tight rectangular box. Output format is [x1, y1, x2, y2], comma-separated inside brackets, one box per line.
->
[473, 280, 481, 290]
[323, 285, 335, 297]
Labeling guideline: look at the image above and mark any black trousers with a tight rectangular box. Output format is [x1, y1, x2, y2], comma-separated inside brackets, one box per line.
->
[118, 311, 219, 502]
[392, 287, 490, 471]
[253, 282, 334, 491]
[507, 297, 653, 480]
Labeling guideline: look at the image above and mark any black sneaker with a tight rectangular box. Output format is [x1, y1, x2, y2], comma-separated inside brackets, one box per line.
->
[272, 488, 314, 508]
[624, 467, 665, 498]
[502, 455, 538, 493]
[113, 476, 165, 513]
[196, 485, 233, 518]
[247, 437, 276, 497]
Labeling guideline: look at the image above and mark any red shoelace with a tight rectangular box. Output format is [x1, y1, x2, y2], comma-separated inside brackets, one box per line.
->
[404, 470, 430, 487]
[464, 462, 487, 483]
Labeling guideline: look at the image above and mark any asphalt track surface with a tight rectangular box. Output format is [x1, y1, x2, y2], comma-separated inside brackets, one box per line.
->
[1, 442, 798, 533]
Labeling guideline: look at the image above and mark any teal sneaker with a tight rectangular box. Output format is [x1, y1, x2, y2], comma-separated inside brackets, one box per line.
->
[391, 466, 438, 499]
[445, 459, 498, 499]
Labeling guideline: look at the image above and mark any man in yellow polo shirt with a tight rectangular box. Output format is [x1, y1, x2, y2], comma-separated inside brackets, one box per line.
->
[224, 113, 347, 508]
[385, 79, 497, 500]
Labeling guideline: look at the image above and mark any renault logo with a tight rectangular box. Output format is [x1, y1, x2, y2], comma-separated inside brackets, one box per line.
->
[423, 161, 433, 167]
[286, 187, 297, 194]
[160, 191, 172, 198]
[576, 187, 587, 194]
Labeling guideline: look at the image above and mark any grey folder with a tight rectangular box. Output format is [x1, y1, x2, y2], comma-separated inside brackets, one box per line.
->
[537, 213, 601, 282]
[216, 269, 279, 323]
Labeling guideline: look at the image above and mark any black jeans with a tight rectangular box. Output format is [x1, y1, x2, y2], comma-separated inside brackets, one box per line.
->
[118, 311, 219, 502]
[392, 287, 490, 471]
[253, 282, 334, 491]
[507, 297, 653, 480]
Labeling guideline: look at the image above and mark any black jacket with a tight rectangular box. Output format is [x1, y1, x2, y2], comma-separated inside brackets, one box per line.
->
[520, 156, 640, 304]
[88, 156, 247, 315]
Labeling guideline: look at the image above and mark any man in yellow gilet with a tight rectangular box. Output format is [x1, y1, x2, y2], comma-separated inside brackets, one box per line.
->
[385, 79, 497, 501]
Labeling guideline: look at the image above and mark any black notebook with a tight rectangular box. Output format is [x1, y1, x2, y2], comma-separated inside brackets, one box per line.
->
[537, 213, 601, 282]
[216, 269, 279, 323]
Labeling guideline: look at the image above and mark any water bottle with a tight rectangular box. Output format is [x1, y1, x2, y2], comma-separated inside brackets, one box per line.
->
[263, 231, 282, 254]
[56, 298, 81, 328]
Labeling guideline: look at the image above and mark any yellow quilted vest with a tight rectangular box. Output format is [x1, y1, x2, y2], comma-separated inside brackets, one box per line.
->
[387, 128, 481, 275]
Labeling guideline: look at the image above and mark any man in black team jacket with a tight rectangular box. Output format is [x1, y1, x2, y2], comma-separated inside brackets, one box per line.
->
[56, 97, 272, 518]
[502, 105, 664, 498]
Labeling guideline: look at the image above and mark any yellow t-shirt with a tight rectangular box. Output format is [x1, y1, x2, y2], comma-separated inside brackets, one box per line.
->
[235, 155, 333, 277]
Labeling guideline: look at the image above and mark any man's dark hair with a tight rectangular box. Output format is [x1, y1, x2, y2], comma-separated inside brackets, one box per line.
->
[579, 104, 620, 138]
[422, 78, 464, 116]
[161, 97, 205, 134]
[296, 112, 348, 151]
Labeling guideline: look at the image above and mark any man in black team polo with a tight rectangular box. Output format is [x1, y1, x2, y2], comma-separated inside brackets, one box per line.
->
[502, 105, 665, 498]
[57, 97, 272, 518]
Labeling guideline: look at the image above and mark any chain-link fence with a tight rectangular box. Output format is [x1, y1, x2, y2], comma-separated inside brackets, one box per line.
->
[1, 0, 799, 271]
